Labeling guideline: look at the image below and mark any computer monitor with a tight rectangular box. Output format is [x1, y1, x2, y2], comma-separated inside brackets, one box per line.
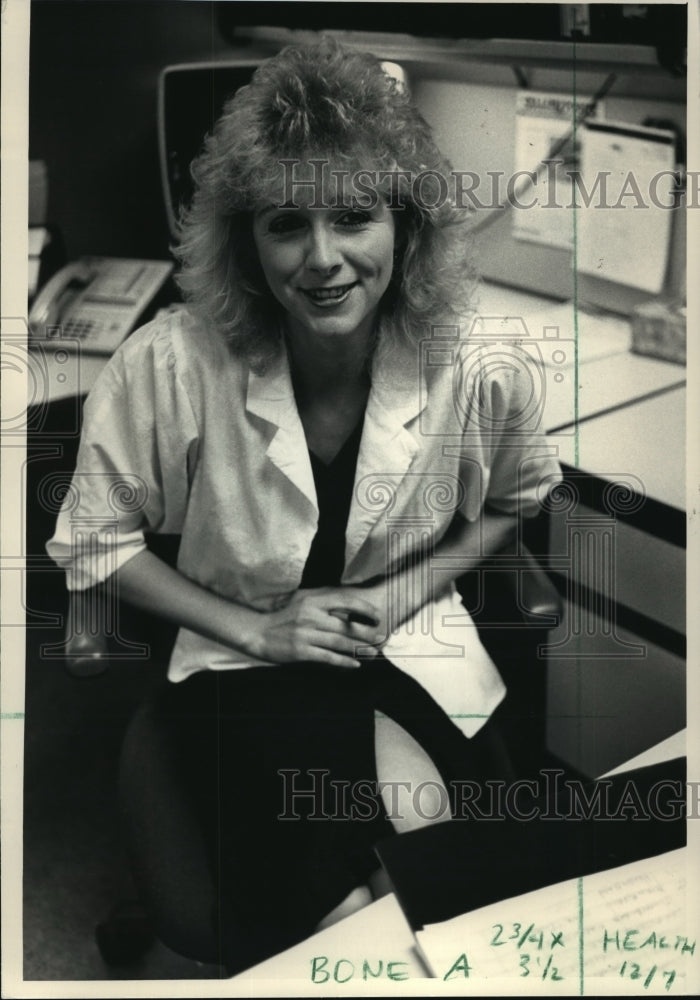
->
[158, 60, 260, 241]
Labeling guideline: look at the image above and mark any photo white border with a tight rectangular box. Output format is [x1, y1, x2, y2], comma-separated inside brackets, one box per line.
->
[2, 1, 698, 996]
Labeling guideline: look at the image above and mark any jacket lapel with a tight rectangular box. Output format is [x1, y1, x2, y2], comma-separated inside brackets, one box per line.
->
[344, 343, 427, 572]
[245, 340, 428, 574]
[245, 353, 318, 513]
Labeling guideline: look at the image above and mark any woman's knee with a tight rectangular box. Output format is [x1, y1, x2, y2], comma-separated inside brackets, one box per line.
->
[374, 715, 451, 833]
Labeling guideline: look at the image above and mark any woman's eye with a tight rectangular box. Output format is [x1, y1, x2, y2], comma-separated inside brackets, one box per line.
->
[267, 215, 305, 235]
[337, 210, 372, 228]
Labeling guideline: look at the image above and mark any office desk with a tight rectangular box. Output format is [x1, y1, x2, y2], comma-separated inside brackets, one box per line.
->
[469, 286, 687, 778]
[544, 353, 685, 439]
[557, 386, 685, 512]
[474, 284, 685, 437]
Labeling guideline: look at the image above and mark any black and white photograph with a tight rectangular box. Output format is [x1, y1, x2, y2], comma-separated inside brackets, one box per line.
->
[1, 1, 698, 995]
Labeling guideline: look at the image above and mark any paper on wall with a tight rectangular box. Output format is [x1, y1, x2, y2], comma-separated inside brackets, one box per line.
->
[576, 120, 676, 294]
[512, 90, 605, 250]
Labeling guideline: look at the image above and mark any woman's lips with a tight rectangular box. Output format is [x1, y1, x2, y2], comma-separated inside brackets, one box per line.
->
[300, 282, 357, 306]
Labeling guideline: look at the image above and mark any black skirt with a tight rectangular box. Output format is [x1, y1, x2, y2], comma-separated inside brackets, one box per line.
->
[138, 654, 511, 973]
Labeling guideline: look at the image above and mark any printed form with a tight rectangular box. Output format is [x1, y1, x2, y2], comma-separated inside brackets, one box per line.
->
[416, 848, 697, 995]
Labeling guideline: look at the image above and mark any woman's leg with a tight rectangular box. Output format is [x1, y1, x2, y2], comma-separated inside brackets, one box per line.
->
[119, 683, 223, 965]
[366, 656, 516, 825]
[374, 714, 452, 834]
[147, 666, 393, 970]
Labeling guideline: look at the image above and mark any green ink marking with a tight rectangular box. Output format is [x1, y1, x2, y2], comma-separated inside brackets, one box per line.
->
[361, 959, 383, 979]
[443, 952, 471, 981]
[310, 955, 330, 983]
[333, 959, 354, 983]
[577, 876, 584, 995]
[571, 38, 580, 468]
[386, 961, 409, 982]
[623, 929, 640, 950]
[0, 713, 25, 720]
[603, 928, 620, 952]
[518, 922, 535, 949]
[542, 954, 553, 980]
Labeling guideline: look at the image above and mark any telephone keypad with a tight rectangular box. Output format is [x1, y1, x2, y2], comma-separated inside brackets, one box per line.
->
[63, 319, 96, 340]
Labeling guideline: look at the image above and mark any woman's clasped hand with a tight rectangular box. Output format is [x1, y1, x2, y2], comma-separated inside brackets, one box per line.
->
[253, 587, 382, 668]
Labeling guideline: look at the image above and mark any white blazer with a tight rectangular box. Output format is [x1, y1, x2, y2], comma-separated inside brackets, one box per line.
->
[47, 309, 561, 736]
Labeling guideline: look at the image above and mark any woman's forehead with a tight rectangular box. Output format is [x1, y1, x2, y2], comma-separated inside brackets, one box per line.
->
[253, 155, 394, 211]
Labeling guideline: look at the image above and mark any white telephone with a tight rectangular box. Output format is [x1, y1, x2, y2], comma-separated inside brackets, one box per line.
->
[29, 256, 173, 355]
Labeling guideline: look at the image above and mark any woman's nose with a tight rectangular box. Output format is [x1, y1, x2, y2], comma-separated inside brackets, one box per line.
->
[304, 225, 342, 273]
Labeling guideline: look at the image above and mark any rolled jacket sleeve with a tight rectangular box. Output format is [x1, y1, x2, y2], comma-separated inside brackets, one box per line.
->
[459, 339, 562, 521]
[46, 322, 199, 590]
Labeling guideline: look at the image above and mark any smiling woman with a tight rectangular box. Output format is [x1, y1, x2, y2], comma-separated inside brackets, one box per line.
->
[175, 38, 477, 371]
[252, 198, 395, 352]
[46, 36, 561, 973]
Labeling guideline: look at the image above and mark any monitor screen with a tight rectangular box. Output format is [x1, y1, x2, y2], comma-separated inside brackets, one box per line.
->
[158, 61, 260, 239]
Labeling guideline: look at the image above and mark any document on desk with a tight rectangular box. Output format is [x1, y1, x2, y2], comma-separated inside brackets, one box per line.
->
[416, 848, 697, 995]
[576, 121, 676, 294]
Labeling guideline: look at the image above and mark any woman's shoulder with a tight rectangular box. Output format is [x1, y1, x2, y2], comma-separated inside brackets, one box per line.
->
[117, 306, 233, 368]
[85, 308, 250, 428]
[113, 307, 248, 393]
[455, 311, 534, 374]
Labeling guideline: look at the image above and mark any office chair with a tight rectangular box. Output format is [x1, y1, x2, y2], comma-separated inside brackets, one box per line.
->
[61, 533, 562, 970]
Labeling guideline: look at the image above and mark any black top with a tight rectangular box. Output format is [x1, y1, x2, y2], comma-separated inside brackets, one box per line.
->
[300, 419, 364, 588]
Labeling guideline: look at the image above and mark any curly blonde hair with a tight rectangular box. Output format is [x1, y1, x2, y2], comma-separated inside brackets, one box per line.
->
[175, 36, 476, 371]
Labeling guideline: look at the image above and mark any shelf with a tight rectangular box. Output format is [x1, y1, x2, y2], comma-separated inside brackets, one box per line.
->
[241, 27, 672, 76]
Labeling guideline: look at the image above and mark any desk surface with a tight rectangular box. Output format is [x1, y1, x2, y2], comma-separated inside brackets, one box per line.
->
[543, 352, 685, 436]
[557, 386, 686, 510]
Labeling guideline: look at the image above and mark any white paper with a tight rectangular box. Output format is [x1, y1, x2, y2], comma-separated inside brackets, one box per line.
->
[417, 849, 696, 995]
[576, 122, 676, 293]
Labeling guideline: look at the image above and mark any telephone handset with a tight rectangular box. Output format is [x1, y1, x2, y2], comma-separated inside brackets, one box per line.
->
[29, 256, 173, 355]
